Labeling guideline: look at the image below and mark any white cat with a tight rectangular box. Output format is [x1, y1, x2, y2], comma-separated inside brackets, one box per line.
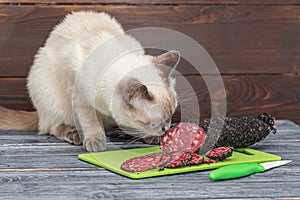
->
[0, 11, 180, 152]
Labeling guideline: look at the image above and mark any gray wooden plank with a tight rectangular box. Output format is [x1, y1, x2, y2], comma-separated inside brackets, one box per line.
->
[1, 138, 298, 156]
[0, 151, 297, 170]
[0, 120, 299, 199]
[0, 143, 156, 156]
[0, 145, 155, 169]
[0, 154, 89, 169]
[1, 141, 298, 171]
[1, 120, 299, 146]
[0, 167, 299, 200]
[0, 130, 65, 144]
[275, 119, 300, 128]
[0, 145, 83, 156]
[2, 140, 297, 157]
[0, 130, 146, 145]
[0, 120, 299, 170]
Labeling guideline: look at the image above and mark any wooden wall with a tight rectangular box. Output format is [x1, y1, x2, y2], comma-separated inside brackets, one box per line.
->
[0, 0, 299, 123]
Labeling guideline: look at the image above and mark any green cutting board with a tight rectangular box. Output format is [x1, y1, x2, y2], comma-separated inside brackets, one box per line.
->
[78, 146, 281, 179]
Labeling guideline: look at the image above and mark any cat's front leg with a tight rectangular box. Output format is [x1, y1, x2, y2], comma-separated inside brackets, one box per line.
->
[73, 94, 106, 152]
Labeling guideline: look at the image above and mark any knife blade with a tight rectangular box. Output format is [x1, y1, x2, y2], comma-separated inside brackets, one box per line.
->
[209, 160, 292, 181]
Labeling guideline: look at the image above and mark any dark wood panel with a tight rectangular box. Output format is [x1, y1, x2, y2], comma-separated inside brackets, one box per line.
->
[176, 74, 300, 122]
[186, 74, 300, 102]
[0, 0, 299, 5]
[0, 5, 299, 76]
[1, 75, 299, 123]
[0, 77, 34, 110]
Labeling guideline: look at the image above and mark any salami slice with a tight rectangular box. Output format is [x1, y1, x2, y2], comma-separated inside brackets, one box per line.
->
[188, 153, 204, 166]
[121, 153, 171, 172]
[203, 157, 217, 164]
[163, 152, 192, 168]
[160, 123, 207, 153]
[205, 147, 233, 161]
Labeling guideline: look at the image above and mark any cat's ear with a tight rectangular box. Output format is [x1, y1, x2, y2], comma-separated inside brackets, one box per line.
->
[122, 79, 152, 107]
[154, 50, 180, 77]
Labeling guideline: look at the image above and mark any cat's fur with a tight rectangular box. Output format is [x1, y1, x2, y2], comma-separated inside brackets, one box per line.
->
[0, 11, 179, 152]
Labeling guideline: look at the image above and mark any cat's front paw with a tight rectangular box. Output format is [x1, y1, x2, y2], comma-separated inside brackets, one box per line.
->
[83, 138, 106, 152]
[143, 136, 161, 144]
[65, 128, 82, 145]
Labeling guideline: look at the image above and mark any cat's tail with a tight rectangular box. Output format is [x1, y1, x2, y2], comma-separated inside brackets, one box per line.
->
[0, 106, 38, 131]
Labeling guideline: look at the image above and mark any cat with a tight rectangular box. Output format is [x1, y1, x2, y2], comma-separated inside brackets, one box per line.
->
[0, 11, 180, 152]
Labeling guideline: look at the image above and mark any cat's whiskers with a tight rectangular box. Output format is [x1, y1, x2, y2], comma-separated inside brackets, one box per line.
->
[148, 136, 156, 144]
[178, 95, 197, 103]
[125, 136, 144, 146]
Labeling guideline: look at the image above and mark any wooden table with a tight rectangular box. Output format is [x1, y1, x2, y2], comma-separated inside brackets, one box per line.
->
[1, 120, 299, 199]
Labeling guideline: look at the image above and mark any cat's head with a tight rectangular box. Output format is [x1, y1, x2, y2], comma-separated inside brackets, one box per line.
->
[115, 51, 180, 137]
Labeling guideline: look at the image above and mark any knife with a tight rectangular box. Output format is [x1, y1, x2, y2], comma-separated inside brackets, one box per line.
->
[209, 160, 292, 181]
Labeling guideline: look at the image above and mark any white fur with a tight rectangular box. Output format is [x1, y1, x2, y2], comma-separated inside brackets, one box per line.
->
[27, 11, 173, 134]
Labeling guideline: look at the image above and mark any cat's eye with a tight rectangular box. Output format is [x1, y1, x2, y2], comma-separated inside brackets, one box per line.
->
[145, 91, 153, 101]
[125, 102, 134, 109]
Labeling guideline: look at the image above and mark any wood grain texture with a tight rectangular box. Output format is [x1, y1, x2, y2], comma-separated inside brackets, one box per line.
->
[1, 75, 299, 123]
[0, 169, 299, 199]
[0, 120, 299, 199]
[1, 0, 300, 5]
[0, 1, 299, 197]
[0, 5, 299, 76]
[0, 78, 34, 110]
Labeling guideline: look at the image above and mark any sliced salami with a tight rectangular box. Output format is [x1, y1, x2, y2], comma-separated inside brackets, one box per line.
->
[203, 157, 217, 164]
[121, 152, 171, 172]
[188, 153, 204, 166]
[121, 123, 236, 173]
[160, 123, 207, 153]
[205, 147, 233, 161]
[163, 152, 192, 168]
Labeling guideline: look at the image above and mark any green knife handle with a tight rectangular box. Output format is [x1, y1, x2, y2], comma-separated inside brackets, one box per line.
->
[209, 162, 265, 180]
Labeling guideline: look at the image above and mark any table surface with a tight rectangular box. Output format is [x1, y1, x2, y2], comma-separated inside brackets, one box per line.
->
[0, 120, 299, 200]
